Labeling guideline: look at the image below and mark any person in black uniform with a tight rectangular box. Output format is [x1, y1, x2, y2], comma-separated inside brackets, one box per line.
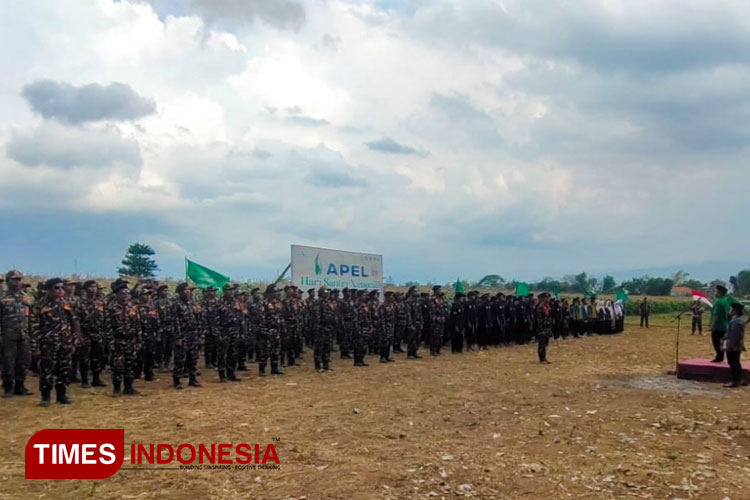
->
[449, 292, 466, 353]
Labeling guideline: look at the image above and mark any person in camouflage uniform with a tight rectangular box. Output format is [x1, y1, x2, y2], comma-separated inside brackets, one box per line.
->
[368, 290, 381, 356]
[429, 286, 447, 356]
[32, 278, 76, 406]
[0, 270, 34, 397]
[260, 285, 284, 376]
[63, 280, 83, 384]
[281, 286, 299, 367]
[379, 291, 396, 363]
[303, 288, 316, 349]
[201, 286, 219, 369]
[353, 290, 370, 367]
[449, 292, 466, 353]
[314, 287, 336, 372]
[340, 288, 355, 360]
[171, 282, 202, 389]
[236, 289, 251, 369]
[535, 292, 554, 364]
[137, 287, 160, 382]
[155, 284, 172, 371]
[393, 293, 407, 353]
[106, 281, 142, 396]
[406, 287, 423, 359]
[77, 280, 107, 388]
[217, 283, 242, 382]
[247, 287, 263, 364]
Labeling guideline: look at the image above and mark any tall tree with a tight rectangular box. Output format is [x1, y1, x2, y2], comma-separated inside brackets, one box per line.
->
[736, 270, 750, 296]
[601, 275, 616, 293]
[117, 243, 159, 278]
[477, 274, 505, 288]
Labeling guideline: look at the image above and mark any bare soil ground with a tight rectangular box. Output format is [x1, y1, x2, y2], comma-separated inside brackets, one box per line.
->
[2, 315, 749, 500]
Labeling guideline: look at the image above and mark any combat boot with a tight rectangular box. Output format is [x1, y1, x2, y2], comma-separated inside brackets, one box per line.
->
[144, 371, 155, 382]
[2, 381, 13, 398]
[270, 362, 284, 375]
[188, 375, 202, 387]
[124, 378, 140, 395]
[92, 372, 107, 387]
[56, 384, 72, 404]
[112, 380, 122, 396]
[14, 382, 32, 396]
[226, 369, 241, 382]
[219, 370, 228, 383]
[39, 388, 51, 407]
[259, 363, 267, 377]
[236, 363, 248, 371]
[80, 370, 91, 389]
[173, 377, 183, 390]
[287, 353, 296, 366]
[323, 363, 333, 371]
[314, 359, 321, 371]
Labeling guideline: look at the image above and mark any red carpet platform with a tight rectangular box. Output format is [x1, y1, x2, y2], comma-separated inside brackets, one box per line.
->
[677, 358, 750, 384]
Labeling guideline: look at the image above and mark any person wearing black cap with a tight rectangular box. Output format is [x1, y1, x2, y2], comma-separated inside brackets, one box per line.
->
[261, 285, 284, 376]
[281, 286, 299, 368]
[354, 289, 371, 367]
[171, 283, 202, 389]
[723, 301, 746, 388]
[406, 287, 424, 359]
[136, 287, 159, 382]
[0, 270, 34, 397]
[217, 284, 242, 382]
[106, 280, 142, 396]
[247, 287, 263, 364]
[314, 287, 336, 372]
[465, 291, 479, 350]
[32, 278, 76, 405]
[200, 286, 219, 370]
[536, 292, 554, 364]
[393, 292, 407, 353]
[710, 283, 731, 362]
[379, 291, 396, 363]
[449, 292, 466, 353]
[155, 284, 172, 371]
[339, 288, 355, 360]
[78, 280, 107, 388]
[430, 286, 446, 356]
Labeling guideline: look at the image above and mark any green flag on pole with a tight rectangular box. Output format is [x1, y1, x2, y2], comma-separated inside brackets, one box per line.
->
[615, 289, 629, 302]
[185, 258, 230, 290]
[515, 282, 530, 297]
[454, 278, 465, 294]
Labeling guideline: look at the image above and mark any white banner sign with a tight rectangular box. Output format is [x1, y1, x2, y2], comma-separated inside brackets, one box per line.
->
[291, 244, 383, 293]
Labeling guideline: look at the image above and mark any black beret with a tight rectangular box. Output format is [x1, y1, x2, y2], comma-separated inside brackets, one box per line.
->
[407, 286, 416, 294]
[113, 281, 129, 293]
[176, 282, 195, 293]
[432, 285, 442, 292]
[45, 278, 64, 290]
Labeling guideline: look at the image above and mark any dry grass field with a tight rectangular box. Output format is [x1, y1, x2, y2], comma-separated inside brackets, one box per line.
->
[2, 315, 749, 500]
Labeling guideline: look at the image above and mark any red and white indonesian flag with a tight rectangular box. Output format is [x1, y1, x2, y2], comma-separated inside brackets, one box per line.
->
[692, 290, 713, 307]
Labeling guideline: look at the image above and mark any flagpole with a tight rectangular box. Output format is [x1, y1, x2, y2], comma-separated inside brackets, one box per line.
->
[184, 257, 188, 282]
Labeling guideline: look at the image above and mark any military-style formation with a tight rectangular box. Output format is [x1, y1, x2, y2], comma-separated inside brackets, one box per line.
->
[0, 270, 625, 407]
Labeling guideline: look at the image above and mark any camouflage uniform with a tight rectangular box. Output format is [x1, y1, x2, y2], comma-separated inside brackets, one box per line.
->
[282, 294, 299, 367]
[406, 294, 423, 358]
[106, 297, 142, 392]
[379, 294, 395, 362]
[137, 298, 160, 381]
[354, 297, 371, 365]
[217, 292, 242, 381]
[201, 292, 219, 369]
[430, 295, 446, 355]
[0, 288, 34, 395]
[171, 297, 202, 385]
[261, 296, 284, 375]
[156, 291, 173, 369]
[393, 296, 407, 353]
[78, 295, 106, 386]
[535, 297, 554, 363]
[315, 294, 336, 371]
[340, 292, 356, 359]
[369, 294, 381, 355]
[247, 294, 264, 364]
[32, 295, 75, 401]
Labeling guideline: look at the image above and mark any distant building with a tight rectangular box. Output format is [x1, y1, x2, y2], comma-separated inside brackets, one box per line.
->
[670, 286, 692, 297]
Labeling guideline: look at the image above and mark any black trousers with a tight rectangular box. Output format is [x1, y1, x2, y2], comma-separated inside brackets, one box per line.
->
[712, 330, 726, 361]
[692, 317, 702, 334]
[538, 335, 549, 362]
[727, 351, 742, 384]
[640, 314, 649, 328]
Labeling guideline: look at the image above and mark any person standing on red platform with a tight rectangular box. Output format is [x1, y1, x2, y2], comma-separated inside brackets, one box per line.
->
[723, 302, 746, 388]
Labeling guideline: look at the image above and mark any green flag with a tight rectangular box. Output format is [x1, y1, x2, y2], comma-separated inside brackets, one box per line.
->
[615, 289, 629, 302]
[454, 278, 465, 294]
[552, 283, 560, 299]
[186, 258, 230, 290]
[515, 282, 530, 297]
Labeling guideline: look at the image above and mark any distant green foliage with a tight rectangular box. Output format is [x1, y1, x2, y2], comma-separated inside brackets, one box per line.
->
[623, 300, 691, 316]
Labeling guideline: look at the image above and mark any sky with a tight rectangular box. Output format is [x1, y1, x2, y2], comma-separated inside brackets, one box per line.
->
[1, 0, 749, 284]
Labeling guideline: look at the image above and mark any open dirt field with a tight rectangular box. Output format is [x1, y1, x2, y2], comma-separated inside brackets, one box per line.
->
[2, 315, 749, 499]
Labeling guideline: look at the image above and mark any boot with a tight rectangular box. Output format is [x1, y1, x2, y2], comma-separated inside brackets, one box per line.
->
[124, 378, 140, 395]
[271, 362, 284, 375]
[236, 363, 248, 371]
[173, 377, 183, 390]
[227, 369, 241, 382]
[144, 371, 155, 382]
[380, 357, 388, 363]
[39, 388, 51, 407]
[112, 379, 122, 396]
[2, 381, 13, 398]
[259, 363, 267, 377]
[69, 372, 81, 384]
[80, 370, 91, 389]
[287, 353, 296, 366]
[219, 370, 228, 383]
[323, 363, 333, 371]
[14, 382, 32, 396]
[314, 359, 321, 371]
[188, 375, 202, 387]
[92, 372, 107, 387]
[56, 384, 72, 404]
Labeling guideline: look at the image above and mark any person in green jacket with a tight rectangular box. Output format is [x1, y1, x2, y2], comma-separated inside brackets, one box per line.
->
[710, 283, 730, 363]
